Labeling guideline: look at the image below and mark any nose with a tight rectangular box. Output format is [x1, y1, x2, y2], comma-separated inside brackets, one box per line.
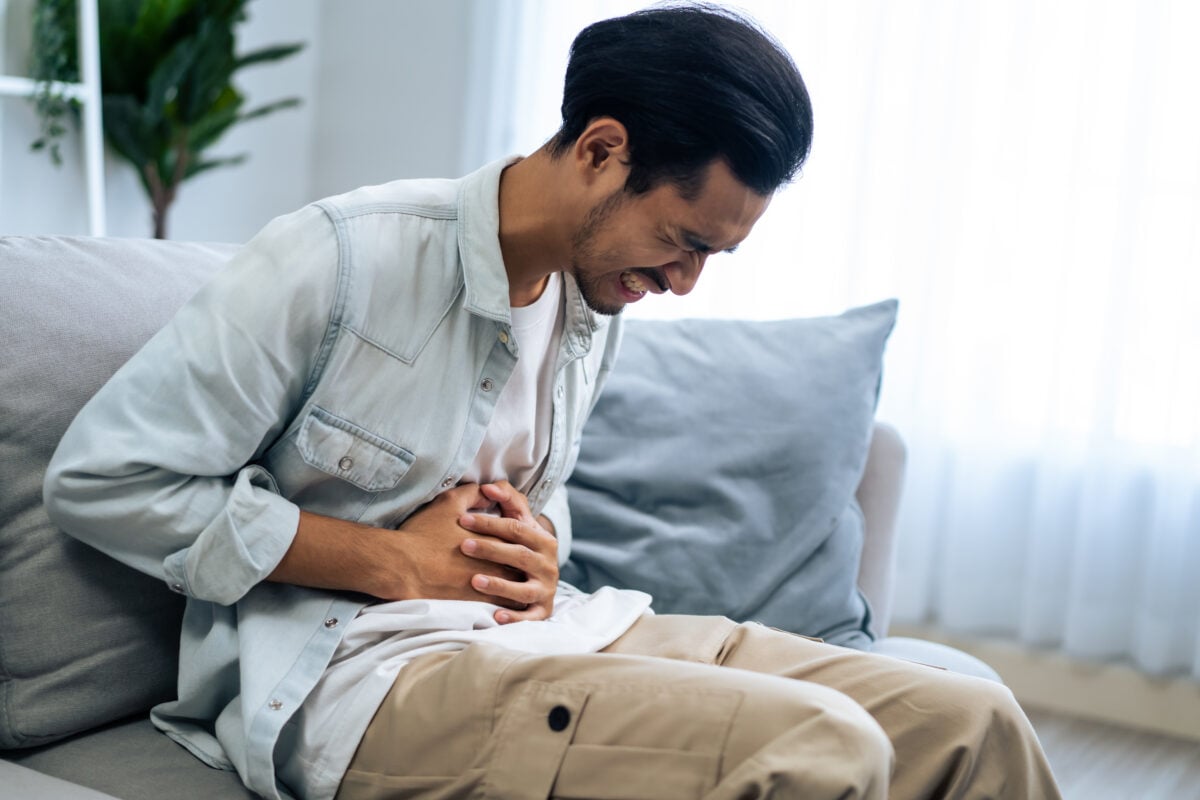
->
[665, 252, 707, 296]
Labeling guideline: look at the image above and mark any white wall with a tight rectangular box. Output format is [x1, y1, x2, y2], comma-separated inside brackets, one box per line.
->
[309, 0, 471, 199]
[0, 0, 473, 242]
[168, 0, 322, 243]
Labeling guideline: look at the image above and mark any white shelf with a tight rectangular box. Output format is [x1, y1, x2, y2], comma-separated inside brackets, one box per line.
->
[0, 74, 88, 100]
[1, 0, 105, 235]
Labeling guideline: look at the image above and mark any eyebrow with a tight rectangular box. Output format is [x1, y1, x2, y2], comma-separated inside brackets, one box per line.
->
[682, 229, 739, 255]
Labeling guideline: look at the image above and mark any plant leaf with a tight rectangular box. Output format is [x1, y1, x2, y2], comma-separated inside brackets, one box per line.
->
[146, 35, 201, 118]
[234, 42, 305, 70]
[176, 17, 237, 124]
[238, 96, 302, 124]
[185, 85, 244, 153]
[185, 153, 248, 179]
[101, 94, 153, 166]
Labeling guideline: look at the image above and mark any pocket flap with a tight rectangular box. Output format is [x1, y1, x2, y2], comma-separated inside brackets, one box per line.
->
[297, 406, 415, 491]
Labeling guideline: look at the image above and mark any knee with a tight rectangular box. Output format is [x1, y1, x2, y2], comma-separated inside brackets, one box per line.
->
[725, 682, 893, 798]
[799, 698, 894, 800]
[815, 686, 895, 761]
[916, 672, 1040, 755]
[818, 696, 895, 793]
[907, 673, 1058, 796]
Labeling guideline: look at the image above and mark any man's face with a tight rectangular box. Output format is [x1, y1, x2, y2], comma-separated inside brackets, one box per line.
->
[569, 159, 771, 316]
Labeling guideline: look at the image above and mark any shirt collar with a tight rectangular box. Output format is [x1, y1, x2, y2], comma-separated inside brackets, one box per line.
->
[456, 155, 521, 324]
[456, 156, 605, 345]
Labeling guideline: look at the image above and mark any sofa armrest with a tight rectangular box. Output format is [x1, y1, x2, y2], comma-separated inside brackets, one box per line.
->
[0, 760, 121, 800]
[855, 422, 907, 639]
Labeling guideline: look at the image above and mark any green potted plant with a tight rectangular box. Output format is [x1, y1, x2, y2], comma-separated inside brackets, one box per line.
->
[31, 0, 304, 238]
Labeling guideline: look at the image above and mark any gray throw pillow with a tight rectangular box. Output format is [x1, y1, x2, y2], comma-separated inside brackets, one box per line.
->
[0, 236, 235, 749]
[562, 300, 898, 649]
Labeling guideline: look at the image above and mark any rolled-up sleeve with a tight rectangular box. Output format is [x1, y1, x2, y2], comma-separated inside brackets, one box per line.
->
[44, 205, 340, 606]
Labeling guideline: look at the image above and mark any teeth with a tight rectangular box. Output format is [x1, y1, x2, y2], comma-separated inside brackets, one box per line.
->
[621, 271, 647, 294]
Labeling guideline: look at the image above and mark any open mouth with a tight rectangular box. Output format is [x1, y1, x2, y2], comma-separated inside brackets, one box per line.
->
[620, 271, 648, 298]
[619, 270, 667, 300]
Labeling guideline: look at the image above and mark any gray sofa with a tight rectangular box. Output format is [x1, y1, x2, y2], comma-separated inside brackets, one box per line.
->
[0, 235, 911, 799]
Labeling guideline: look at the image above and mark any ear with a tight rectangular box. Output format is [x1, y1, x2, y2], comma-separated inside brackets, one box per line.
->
[572, 117, 631, 188]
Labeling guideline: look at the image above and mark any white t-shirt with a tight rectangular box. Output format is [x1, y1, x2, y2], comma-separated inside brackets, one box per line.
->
[277, 273, 652, 800]
[459, 272, 563, 493]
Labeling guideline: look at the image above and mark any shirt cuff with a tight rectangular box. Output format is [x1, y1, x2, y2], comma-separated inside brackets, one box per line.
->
[163, 465, 300, 606]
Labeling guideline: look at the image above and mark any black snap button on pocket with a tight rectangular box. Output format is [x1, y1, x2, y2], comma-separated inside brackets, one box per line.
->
[547, 705, 571, 732]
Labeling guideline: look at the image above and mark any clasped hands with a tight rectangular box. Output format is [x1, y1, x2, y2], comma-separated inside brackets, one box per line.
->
[389, 481, 558, 623]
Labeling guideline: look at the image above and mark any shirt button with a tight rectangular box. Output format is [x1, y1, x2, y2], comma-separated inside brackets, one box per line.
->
[268, 699, 283, 711]
[441, 477, 454, 488]
[170, 583, 184, 593]
[547, 705, 571, 732]
[338, 456, 353, 471]
[324, 618, 339, 628]
[556, 385, 564, 398]
[481, 378, 494, 392]
[498, 330, 509, 344]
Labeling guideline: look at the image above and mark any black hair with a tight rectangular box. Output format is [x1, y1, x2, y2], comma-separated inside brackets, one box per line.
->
[548, 2, 813, 198]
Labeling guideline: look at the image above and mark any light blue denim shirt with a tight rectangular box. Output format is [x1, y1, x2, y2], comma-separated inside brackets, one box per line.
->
[43, 157, 622, 800]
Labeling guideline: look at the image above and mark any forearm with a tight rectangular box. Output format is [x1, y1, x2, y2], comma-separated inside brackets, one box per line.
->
[270, 485, 538, 605]
[267, 510, 393, 597]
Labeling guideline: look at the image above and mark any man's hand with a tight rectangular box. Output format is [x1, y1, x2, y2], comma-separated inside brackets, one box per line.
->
[378, 483, 526, 605]
[458, 480, 559, 624]
[270, 484, 524, 606]
[268, 482, 555, 619]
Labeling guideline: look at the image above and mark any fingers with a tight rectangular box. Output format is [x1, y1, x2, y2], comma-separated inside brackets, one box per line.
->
[433, 482, 486, 510]
[481, 481, 534, 522]
[457, 483, 556, 625]
[461, 535, 554, 577]
[470, 573, 545, 605]
[470, 573, 555, 623]
[461, 533, 559, 623]
[459, 511, 555, 552]
[493, 604, 553, 624]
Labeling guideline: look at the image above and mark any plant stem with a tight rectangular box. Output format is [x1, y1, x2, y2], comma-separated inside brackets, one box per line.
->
[143, 162, 168, 239]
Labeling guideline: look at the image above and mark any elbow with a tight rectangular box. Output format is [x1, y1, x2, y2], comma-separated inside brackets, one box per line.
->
[43, 454, 74, 531]
[42, 455, 92, 539]
[41, 443, 122, 543]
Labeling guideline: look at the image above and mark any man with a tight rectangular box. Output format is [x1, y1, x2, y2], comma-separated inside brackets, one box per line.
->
[45, 5, 1061, 799]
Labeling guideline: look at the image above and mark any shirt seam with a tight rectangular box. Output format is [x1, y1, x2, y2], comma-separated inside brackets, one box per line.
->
[301, 204, 354, 406]
[324, 202, 458, 222]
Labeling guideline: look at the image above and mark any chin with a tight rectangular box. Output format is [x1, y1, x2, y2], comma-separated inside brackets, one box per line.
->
[571, 266, 627, 317]
[583, 298, 626, 317]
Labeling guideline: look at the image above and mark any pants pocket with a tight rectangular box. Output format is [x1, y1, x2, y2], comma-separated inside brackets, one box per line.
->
[335, 772, 456, 800]
[553, 745, 721, 799]
[481, 681, 742, 800]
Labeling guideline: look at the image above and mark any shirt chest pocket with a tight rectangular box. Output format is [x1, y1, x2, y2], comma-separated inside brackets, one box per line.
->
[296, 406, 415, 492]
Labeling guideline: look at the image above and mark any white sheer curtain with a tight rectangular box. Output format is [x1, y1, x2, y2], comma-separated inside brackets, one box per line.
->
[463, 0, 1200, 679]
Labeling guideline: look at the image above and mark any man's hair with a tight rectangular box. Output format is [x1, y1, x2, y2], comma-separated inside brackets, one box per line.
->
[547, 3, 813, 198]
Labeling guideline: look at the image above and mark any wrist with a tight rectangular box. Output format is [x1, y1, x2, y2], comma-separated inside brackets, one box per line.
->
[272, 511, 404, 598]
[354, 525, 414, 600]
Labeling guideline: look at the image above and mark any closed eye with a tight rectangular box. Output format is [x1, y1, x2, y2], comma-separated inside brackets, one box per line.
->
[682, 230, 739, 255]
[682, 233, 712, 254]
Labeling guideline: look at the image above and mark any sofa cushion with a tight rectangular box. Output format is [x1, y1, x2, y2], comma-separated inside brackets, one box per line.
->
[562, 301, 898, 648]
[6, 716, 256, 799]
[0, 759, 122, 800]
[0, 236, 235, 749]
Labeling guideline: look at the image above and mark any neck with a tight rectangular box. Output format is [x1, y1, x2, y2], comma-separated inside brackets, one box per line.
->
[498, 149, 576, 307]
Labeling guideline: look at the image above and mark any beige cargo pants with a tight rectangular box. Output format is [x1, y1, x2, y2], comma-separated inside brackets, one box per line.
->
[336, 615, 1060, 799]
